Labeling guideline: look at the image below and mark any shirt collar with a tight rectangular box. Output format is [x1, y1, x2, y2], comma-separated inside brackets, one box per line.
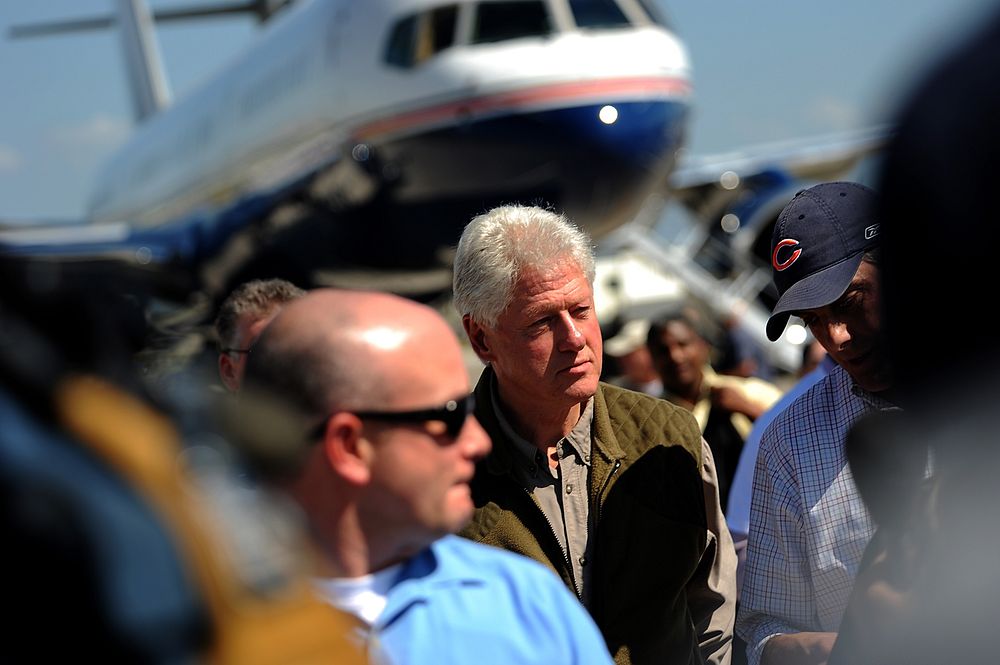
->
[489, 375, 542, 468]
[851, 380, 900, 411]
[378, 538, 484, 629]
[563, 399, 593, 464]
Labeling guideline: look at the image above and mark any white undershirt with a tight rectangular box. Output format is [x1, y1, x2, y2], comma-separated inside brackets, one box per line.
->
[313, 563, 403, 625]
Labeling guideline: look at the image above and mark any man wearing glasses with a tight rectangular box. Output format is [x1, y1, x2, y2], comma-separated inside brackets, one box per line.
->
[214, 278, 306, 391]
[453, 205, 736, 665]
[241, 288, 612, 664]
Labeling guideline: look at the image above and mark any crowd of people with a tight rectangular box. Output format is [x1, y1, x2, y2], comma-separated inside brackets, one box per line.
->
[4, 6, 1000, 662]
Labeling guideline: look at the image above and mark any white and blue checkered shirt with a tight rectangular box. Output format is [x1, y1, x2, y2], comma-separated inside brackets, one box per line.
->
[736, 365, 896, 665]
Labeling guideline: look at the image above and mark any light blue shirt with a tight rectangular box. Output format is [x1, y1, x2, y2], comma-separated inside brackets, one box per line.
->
[361, 535, 612, 665]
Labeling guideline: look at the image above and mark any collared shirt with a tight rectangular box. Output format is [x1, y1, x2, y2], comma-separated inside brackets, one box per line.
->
[736, 365, 897, 665]
[316, 535, 613, 665]
[491, 384, 594, 603]
[727, 357, 837, 538]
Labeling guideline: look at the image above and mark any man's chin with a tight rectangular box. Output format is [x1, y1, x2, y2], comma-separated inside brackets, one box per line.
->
[566, 372, 600, 398]
[445, 514, 474, 536]
[850, 363, 894, 395]
[444, 490, 476, 531]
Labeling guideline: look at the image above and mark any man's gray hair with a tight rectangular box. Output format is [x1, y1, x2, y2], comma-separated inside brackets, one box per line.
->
[214, 278, 306, 350]
[452, 205, 596, 327]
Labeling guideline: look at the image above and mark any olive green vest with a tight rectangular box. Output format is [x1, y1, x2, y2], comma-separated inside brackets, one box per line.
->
[462, 368, 709, 664]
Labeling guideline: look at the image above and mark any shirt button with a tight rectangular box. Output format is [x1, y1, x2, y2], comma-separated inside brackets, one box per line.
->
[578, 556, 588, 566]
[566, 483, 573, 494]
[583, 454, 590, 463]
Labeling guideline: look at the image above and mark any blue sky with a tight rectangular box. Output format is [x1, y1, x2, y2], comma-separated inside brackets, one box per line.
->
[0, 0, 993, 220]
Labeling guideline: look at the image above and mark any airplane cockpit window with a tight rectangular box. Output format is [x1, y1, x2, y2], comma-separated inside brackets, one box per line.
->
[386, 15, 418, 67]
[426, 6, 458, 55]
[385, 5, 459, 68]
[471, 1, 551, 44]
[569, 0, 630, 28]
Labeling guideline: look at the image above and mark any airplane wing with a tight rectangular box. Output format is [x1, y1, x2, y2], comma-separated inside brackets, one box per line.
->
[669, 125, 889, 223]
[670, 125, 889, 190]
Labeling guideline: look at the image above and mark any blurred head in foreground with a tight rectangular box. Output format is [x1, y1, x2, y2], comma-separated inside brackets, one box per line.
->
[832, 8, 1000, 665]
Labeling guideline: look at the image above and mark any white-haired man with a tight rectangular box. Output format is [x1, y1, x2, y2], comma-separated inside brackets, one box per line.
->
[453, 204, 736, 665]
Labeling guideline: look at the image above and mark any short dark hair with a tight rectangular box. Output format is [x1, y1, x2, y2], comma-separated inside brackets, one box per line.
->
[214, 278, 306, 350]
[647, 303, 717, 350]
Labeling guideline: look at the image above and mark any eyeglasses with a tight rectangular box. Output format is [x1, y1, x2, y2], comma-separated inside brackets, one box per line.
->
[221, 348, 251, 355]
[313, 394, 476, 441]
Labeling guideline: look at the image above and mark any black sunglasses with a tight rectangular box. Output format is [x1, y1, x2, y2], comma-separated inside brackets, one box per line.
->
[314, 394, 476, 441]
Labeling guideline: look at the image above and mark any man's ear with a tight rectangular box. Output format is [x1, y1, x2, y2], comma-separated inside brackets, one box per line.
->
[218, 354, 240, 392]
[463, 314, 493, 363]
[320, 412, 372, 486]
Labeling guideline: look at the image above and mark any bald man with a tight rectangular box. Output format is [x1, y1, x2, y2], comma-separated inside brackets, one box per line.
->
[242, 289, 612, 665]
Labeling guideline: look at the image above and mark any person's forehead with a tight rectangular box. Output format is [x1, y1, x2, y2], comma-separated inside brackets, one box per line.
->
[854, 259, 880, 285]
[386, 321, 467, 385]
[519, 258, 586, 284]
[512, 262, 591, 303]
[390, 351, 468, 406]
[660, 319, 699, 340]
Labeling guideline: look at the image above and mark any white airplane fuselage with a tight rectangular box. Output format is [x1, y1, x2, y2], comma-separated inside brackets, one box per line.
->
[12, 0, 692, 275]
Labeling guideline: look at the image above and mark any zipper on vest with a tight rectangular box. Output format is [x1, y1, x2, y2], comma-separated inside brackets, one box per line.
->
[523, 487, 580, 599]
[595, 459, 621, 524]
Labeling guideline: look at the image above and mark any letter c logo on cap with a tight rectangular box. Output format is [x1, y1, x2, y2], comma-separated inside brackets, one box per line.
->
[772, 239, 802, 272]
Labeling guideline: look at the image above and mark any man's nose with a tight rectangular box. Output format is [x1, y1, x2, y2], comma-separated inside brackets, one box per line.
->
[825, 319, 852, 350]
[555, 312, 585, 351]
[667, 343, 686, 366]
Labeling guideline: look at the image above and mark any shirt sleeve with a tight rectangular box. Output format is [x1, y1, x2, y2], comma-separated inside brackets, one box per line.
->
[687, 437, 737, 665]
[736, 422, 815, 665]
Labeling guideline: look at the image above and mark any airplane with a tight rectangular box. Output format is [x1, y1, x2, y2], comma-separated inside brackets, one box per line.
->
[2, 0, 692, 292]
[1, 0, 883, 372]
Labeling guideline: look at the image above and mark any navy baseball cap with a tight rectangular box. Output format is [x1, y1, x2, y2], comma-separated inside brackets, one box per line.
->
[766, 182, 880, 341]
